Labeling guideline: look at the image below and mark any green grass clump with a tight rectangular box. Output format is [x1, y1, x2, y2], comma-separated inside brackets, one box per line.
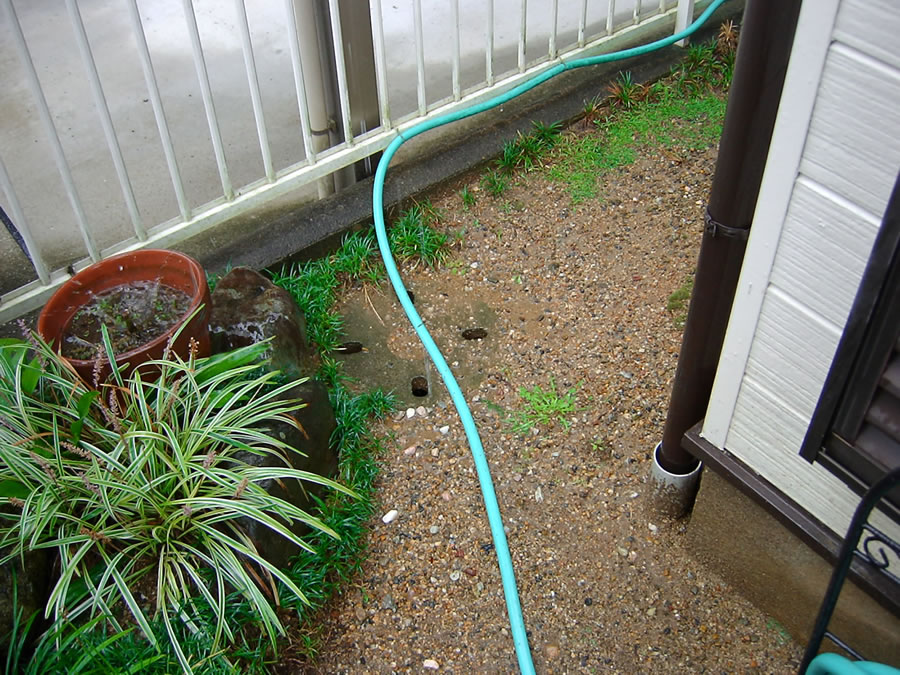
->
[271, 200, 448, 359]
[460, 185, 476, 209]
[508, 378, 580, 434]
[608, 71, 644, 110]
[271, 258, 343, 356]
[481, 169, 509, 197]
[548, 36, 731, 204]
[494, 121, 562, 176]
[389, 201, 448, 264]
[667, 276, 694, 328]
[548, 92, 726, 204]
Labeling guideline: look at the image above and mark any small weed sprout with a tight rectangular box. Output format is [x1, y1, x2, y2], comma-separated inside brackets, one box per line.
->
[716, 19, 739, 58]
[509, 378, 580, 434]
[481, 169, 509, 197]
[389, 200, 448, 266]
[608, 71, 643, 109]
[460, 185, 476, 209]
[582, 95, 606, 126]
[667, 276, 695, 328]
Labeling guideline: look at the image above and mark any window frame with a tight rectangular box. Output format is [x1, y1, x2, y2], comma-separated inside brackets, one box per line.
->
[800, 173, 900, 518]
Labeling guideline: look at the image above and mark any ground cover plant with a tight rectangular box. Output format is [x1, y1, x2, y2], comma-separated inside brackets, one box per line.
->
[0, 206, 447, 673]
[0, 333, 352, 673]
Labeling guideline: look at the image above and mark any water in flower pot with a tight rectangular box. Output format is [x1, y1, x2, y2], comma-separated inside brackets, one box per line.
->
[62, 280, 191, 360]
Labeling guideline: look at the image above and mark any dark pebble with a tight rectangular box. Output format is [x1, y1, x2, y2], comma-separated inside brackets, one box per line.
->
[585, 597, 593, 606]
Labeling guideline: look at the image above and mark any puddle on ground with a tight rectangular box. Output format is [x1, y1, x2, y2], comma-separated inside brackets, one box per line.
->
[334, 274, 498, 408]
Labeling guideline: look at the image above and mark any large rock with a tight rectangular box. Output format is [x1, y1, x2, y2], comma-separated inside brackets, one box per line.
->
[233, 380, 339, 570]
[208, 268, 340, 569]
[208, 267, 316, 378]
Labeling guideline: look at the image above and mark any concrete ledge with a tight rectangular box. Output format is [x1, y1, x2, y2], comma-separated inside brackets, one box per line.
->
[687, 469, 900, 665]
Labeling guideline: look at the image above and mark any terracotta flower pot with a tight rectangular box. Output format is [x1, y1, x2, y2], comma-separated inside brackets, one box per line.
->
[37, 249, 211, 385]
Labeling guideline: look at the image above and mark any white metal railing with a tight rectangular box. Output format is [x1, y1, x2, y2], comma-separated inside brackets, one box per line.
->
[0, 0, 704, 323]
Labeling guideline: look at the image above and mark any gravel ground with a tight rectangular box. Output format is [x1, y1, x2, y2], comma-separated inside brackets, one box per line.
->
[309, 111, 804, 673]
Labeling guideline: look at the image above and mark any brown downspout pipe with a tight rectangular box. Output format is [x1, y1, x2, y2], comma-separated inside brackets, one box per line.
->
[656, 0, 803, 476]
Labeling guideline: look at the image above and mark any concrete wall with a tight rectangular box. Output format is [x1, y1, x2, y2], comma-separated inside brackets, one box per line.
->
[701, 0, 900, 543]
[687, 470, 900, 664]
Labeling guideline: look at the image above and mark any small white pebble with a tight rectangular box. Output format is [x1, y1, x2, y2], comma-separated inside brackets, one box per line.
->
[648, 523, 658, 534]
[382, 509, 398, 524]
[429, 525, 440, 534]
[403, 445, 417, 456]
[431, 448, 439, 457]
[406, 408, 415, 419]
[423, 659, 440, 670]
[449, 570, 461, 581]
[439, 425, 450, 435]
[416, 406, 427, 417]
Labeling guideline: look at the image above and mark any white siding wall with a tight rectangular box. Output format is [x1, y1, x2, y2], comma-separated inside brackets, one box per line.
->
[702, 0, 900, 540]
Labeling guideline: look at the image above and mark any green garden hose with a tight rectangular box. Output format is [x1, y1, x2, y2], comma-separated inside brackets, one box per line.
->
[372, 2, 727, 671]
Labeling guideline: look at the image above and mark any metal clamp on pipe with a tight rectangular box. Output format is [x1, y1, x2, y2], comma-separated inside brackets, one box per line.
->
[704, 207, 750, 240]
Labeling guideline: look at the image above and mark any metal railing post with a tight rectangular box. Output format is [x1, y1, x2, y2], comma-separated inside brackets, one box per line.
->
[675, 0, 696, 46]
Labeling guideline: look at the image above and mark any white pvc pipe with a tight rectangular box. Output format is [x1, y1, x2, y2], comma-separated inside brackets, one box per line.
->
[607, 0, 616, 35]
[182, 0, 234, 199]
[233, 0, 274, 181]
[675, 0, 696, 46]
[650, 443, 703, 518]
[293, 0, 335, 198]
[1, 0, 99, 261]
[125, 0, 191, 220]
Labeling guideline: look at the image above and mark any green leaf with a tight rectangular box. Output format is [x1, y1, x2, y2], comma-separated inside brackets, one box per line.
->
[19, 356, 42, 395]
[192, 342, 270, 385]
[0, 480, 29, 499]
[71, 419, 84, 444]
[76, 390, 101, 418]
